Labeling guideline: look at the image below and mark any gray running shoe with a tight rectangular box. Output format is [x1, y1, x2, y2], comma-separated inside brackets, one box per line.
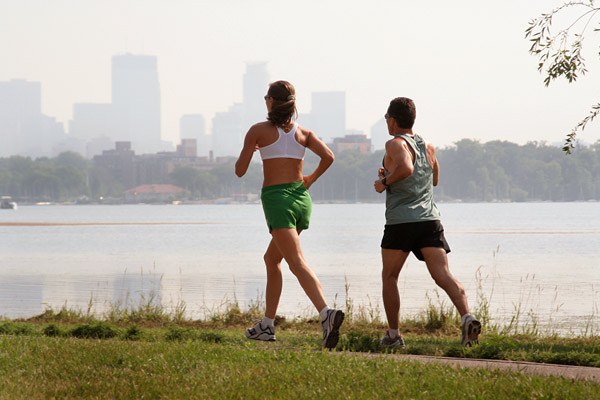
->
[245, 321, 276, 342]
[461, 315, 481, 346]
[380, 330, 406, 349]
[321, 309, 345, 349]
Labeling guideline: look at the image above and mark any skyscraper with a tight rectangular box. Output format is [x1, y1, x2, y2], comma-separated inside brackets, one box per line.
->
[0, 79, 65, 157]
[111, 54, 162, 154]
[310, 91, 345, 142]
[210, 62, 268, 157]
[370, 118, 389, 152]
[0, 79, 41, 156]
[242, 62, 269, 130]
[212, 103, 243, 157]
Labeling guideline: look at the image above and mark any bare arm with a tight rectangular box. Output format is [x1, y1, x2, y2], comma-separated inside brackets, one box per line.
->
[426, 143, 439, 186]
[374, 138, 414, 193]
[303, 130, 334, 189]
[235, 127, 259, 177]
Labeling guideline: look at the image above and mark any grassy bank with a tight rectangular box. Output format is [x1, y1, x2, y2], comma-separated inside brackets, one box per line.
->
[1, 334, 599, 400]
[0, 299, 599, 399]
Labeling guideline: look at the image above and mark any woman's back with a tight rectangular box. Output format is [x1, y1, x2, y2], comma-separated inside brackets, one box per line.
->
[253, 121, 309, 187]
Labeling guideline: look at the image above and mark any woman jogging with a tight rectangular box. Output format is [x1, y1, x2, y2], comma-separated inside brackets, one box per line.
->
[235, 80, 344, 349]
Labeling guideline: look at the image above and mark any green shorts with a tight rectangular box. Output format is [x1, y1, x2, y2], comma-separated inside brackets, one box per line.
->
[261, 181, 312, 232]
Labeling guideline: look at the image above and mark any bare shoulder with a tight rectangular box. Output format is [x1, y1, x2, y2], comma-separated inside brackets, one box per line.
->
[296, 125, 317, 145]
[386, 136, 408, 151]
[296, 124, 313, 137]
[247, 121, 276, 141]
[425, 141, 436, 154]
[249, 121, 273, 132]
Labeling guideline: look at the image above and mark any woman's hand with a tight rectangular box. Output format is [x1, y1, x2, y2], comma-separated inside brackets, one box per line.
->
[302, 175, 313, 189]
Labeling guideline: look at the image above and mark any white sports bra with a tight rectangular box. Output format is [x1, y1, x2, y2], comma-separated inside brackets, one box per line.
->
[259, 122, 306, 160]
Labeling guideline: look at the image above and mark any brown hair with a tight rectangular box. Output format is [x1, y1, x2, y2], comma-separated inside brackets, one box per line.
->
[266, 80, 297, 127]
[387, 97, 416, 129]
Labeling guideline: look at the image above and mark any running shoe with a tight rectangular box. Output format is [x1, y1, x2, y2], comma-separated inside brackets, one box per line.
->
[380, 330, 406, 349]
[461, 315, 482, 346]
[321, 309, 345, 349]
[245, 321, 276, 342]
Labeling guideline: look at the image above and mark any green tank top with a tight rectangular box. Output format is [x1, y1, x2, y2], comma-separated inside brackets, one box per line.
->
[385, 134, 441, 225]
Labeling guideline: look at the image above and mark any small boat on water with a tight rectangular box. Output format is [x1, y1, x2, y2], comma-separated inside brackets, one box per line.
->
[0, 196, 17, 210]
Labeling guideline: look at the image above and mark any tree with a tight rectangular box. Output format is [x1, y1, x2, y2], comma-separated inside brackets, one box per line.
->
[525, 1, 600, 153]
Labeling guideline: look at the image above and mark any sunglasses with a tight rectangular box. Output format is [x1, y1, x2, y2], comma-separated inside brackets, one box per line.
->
[264, 95, 270, 100]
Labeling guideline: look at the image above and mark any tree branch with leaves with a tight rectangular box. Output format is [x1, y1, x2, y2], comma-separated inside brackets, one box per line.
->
[525, 1, 600, 153]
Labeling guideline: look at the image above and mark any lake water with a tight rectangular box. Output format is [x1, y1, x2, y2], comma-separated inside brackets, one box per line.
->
[1, 202, 599, 334]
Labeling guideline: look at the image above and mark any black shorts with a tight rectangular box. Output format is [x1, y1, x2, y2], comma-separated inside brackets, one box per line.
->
[380, 220, 451, 261]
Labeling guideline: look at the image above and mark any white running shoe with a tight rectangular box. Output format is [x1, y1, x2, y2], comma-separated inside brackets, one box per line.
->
[461, 315, 481, 346]
[245, 321, 276, 342]
[380, 330, 406, 349]
[321, 309, 345, 349]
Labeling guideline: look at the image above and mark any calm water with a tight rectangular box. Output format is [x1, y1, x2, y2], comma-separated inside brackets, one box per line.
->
[1, 202, 599, 333]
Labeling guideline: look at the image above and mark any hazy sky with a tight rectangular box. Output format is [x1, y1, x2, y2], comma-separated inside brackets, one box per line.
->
[2, 0, 599, 148]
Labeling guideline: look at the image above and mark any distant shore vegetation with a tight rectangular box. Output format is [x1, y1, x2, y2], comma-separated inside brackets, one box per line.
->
[1, 139, 599, 203]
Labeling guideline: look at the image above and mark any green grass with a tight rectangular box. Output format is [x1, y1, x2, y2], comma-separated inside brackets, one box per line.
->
[0, 292, 598, 399]
[1, 333, 599, 400]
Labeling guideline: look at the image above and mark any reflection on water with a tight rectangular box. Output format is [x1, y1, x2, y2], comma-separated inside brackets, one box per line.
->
[1, 202, 599, 334]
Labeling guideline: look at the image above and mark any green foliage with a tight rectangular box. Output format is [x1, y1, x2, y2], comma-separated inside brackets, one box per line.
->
[526, 1, 600, 152]
[124, 325, 143, 341]
[339, 330, 382, 352]
[42, 323, 65, 337]
[3, 141, 600, 202]
[0, 322, 34, 336]
[165, 326, 224, 343]
[70, 322, 119, 339]
[466, 336, 517, 360]
[436, 139, 600, 201]
[164, 326, 192, 341]
[528, 350, 600, 367]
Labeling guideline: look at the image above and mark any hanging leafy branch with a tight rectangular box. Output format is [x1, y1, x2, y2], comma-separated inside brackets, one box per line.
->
[525, 1, 600, 153]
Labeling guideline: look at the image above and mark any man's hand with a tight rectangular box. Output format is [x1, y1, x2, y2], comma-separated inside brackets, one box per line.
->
[374, 179, 387, 193]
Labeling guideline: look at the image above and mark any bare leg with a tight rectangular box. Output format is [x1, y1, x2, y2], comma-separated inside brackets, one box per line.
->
[421, 247, 470, 316]
[263, 239, 284, 319]
[270, 228, 327, 312]
[381, 248, 410, 330]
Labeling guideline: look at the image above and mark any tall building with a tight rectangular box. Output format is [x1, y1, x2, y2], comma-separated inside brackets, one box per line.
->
[212, 103, 243, 157]
[179, 114, 210, 157]
[0, 79, 65, 157]
[0, 79, 41, 156]
[310, 91, 345, 142]
[207, 62, 268, 158]
[370, 118, 388, 151]
[242, 62, 269, 130]
[111, 54, 162, 154]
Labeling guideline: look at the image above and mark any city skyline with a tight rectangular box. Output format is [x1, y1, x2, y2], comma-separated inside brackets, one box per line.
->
[2, 1, 600, 152]
[2, 58, 368, 158]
